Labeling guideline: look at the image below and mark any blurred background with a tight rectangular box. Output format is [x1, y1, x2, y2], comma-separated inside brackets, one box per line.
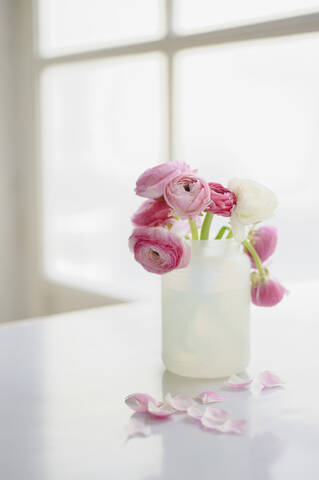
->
[1, 0, 319, 322]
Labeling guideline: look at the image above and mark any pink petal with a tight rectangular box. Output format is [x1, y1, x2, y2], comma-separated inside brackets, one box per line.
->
[251, 277, 288, 307]
[214, 419, 247, 435]
[147, 401, 175, 418]
[187, 406, 202, 420]
[250, 371, 284, 395]
[245, 226, 278, 268]
[249, 379, 264, 396]
[125, 393, 157, 413]
[203, 406, 229, 424]
[164, 393, 194, 412]
[201, 415, 221, 430]
[196, 391, 225, 404]
[126, 417, 151, 438]
[201, 407, 246, 434]
[259, 370, 285, 388]
[224, 374, 252, 390]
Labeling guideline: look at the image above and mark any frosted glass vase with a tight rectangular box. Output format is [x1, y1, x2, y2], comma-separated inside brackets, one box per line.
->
[162, 239, 251, 378]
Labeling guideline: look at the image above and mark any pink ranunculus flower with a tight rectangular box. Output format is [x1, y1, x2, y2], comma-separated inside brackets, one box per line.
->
[207, 183, 237, 217]
[251, 272, 288, 307]
[245, 226, 278, 268]
[164, 174, 211, 219]
[131, 198, 173, 227]
[129, 226, 190, 274]
[135, 162, 191, 199]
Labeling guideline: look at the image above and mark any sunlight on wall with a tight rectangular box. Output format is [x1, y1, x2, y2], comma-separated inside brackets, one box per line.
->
[41, 54, 165, 299]
[175, 34, 319, 283]
[174, 0, 319, 33]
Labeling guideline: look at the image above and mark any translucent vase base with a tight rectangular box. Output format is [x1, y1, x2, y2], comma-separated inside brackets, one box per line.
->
[162, 352, 250, 379]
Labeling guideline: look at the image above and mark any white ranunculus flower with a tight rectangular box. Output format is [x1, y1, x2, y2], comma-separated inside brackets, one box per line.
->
[228, 178, 278, 242]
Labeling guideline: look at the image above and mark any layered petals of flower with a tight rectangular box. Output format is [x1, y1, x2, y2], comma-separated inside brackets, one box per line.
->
[129, 226, 191, 274]
[228, 178, 278, 242]
[206, 183, 237, 217]
[135, 162, 191, 199]
[131, 198, 173, 227]
[245, 226, 278, 267]
[251, 277, 288, 307]
[164, 174, 211, 219]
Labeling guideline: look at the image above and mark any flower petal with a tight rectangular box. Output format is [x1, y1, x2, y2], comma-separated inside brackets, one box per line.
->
[196, 391, 225, 404]
[164, 393, 194, 412]
[201, 415, 221, 430]
[147, 401, 175, 418]
[187, 406, 203, 420]
[249, 379, 264, 397]
[125, 393, 157, 413]
[202, 406, 229, 424]
[126, 417, 151, 438]
[224, 374, 252, 390]
[230, 215, 246, 243]
[259, 370, 285, 388]
[214, 419, 247, 435]
[251, 277, 288, 307]
[201, 407, 246, 434]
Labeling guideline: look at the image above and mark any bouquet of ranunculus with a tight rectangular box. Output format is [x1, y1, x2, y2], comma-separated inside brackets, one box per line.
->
[129, 162, 287, 307]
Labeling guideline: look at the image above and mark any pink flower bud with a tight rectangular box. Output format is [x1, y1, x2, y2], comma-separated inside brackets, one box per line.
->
[206, 182, 237, 217]
[251, 274, 287, 307]
[129, 226, 190, 274]
[164, 174, 211, 219]
[131, 198, 173, 227]
[135, 162, 191, 199]
[245, 226, 278, 267]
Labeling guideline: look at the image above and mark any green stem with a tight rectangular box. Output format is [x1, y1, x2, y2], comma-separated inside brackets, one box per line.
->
[188, 218, 198, 240]
[226, 229, 233, 239]
[200, 212, 214, 240]
[215, 225, 229, 239]
[242, 239, 264, 279]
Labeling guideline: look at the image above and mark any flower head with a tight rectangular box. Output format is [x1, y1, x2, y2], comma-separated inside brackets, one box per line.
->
[129, 226, 190, 274]
[207, 183, 237, 217]
[164, 174, 211, 219]
[131, 198, 173, 227]
[251, 271, 287, 307]
[245, 225, 278, 267]
[228, 178, 278, 242]
[135, 162, 191, 199]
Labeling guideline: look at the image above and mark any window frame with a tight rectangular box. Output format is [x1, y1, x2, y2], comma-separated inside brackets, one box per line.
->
[29, 0, 319, 314]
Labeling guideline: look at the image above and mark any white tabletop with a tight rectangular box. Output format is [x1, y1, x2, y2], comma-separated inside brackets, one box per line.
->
[0, 283, 318, 479]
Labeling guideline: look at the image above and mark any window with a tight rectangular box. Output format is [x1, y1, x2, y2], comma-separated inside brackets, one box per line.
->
[35, 0, 319, 309]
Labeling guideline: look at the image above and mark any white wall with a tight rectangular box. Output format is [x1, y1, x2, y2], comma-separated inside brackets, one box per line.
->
[0, 1, 22, 321]
[0, 0, 37, 322]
